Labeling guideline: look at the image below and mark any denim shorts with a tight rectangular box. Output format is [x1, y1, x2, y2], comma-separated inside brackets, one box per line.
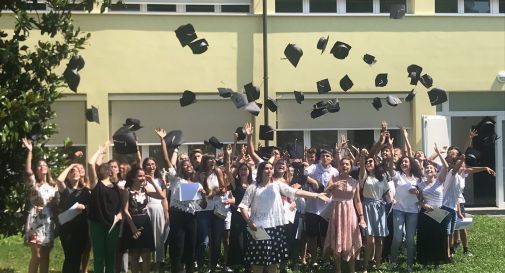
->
[442, 206, 457, 235]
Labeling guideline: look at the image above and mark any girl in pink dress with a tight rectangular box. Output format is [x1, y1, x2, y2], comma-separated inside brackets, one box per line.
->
[324, 158, 366, 273]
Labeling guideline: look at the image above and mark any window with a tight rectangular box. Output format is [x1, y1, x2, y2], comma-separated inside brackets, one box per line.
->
[277, 131, 304, 154]
[109, 3, 140, 12]
[347, 130, 374, 150]
[379, 0, 406, 13]
[221, 5, 250, 13]
[147, 4, 176, 12]
[435, 0, 458, 13]
[464, 0, 491, 13]
[276, 0, 303, 13]
[310, 0, 337, 13]
[310, 130, 339, 150]
[347, 0, 373, 13]
[500, 0, 505, 13]
[186, 5, 215, 12]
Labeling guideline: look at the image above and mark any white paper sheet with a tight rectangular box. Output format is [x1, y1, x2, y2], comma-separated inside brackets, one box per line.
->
[108, 214, 120, 234]
[247, 227, 271, 240]
[57, 203, 82, 225]
[178, 183, 201, 201]
[455, 216, 473, 230]
[424, 207, 450, 223]
[283, 202, 297, 224]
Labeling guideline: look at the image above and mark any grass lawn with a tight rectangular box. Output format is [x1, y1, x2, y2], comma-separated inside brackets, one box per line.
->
[0, 215, 503, 273]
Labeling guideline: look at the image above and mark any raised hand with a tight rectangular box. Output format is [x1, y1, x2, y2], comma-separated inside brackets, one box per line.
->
[360, 148, 369, 157]
[225, 144, 232, 156]
[244, 122, 253, 136]
[468, 128, 478, 139]
[381, 120, 388, 132]
[155, 128, 167, 139]
[21, 137, 33, 152]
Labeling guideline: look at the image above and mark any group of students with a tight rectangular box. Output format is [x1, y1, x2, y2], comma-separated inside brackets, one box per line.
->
[21, 121, 496, 273]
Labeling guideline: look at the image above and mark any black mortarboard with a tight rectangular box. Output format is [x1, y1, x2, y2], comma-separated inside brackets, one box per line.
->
[175, 23, 197, 47]
[372, 97, 382, 111]
[85, 106, 99, 124]
[464, 147, 480, 167]
[256, 146, 277, 161]
[363, 54, 377, 65]
[217, 87, 233, 98]
[427, 88, 448, 106]
[294, 91, 304, 104]
[340, 75, 353, 92]
[244, 82, 260, 102]
[123, 118, 143, 131]
[164, 130, 184, 149]
[474, 117, 498, 145]
[205, 136, 224, 149]
[235, 127, 246, 141]
[420, 74, 433, 88]
[310, 108, 328, 119]
[180, 90, 196, 107]
[330, 41, 351, 60]
[407, 64, 423, 85]
[317, 36, 329, 54]
[284, 43, 303, 67]
[259, 125, 274, 141]
[375, 73, 388, 87]
[244, 102, 261, 116]
[390, 4, 406, 19]
[405, 89, 416, 102]
[113, 126, 138, 154]
[231, 92, 248, 109]
[27, 122, 42, 141]
[326, 98, 340, 113]
[188, 39, 209, 54]
[265, 98, 278, 112]
[68, 55, 85, 71]
[386, 95, 402, 107]
[317, 79, 331, 94]
[286, 143, 303, 159]
[64, 67, 80, 92]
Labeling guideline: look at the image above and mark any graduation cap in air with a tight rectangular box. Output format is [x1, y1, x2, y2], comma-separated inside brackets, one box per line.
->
[265, 98, 278, 112]
[244, 102, 262, 116]
[313, 100, 328, 110]
[464, 147, 480, 167]
[259, 125, 274, 141]
[420, 74, 433, 88]
[405, 89, 416, 102]
[317, 36, 329, 54]
[27, 122, 42, 141]
[474, 117, 499, 145]
[363, 54, 377, 65]
[294, 91, 304, 104]
[372, 97, 382, 111]
[189, 39, 209, 54]
[231, 92, 248, 109]
[386, 95, 402, 107]
[204, 136, 224, 149]
[317, 79, 331, 94]
[68, 55, 85, 71]
[217, 87, 233, 98]
[284, 43, 303, 67]
[123, 118, 143, 131]
[244, 83, 260, 102]
[113, 126, 138, 154]
[286, 143, 303, 159]
[407, 64, 423, 85]
[390, 4, 406, 19]
[180, 90, 196, 107]
[427, 88, 448, 106]
[85, 106, 99, 124]
[375, 73, 388, 87]
[63, 67, 80, 92]
[310, 108, 328, 119]
[326, 98, 340, 113]
[340, 75, 353, 92]
[256, 146, 278, 161]
[235, 127, 246, 141]
[330, 41, 351, 60]
[175, 23, 198, 47]
[164, 130, 184, 149]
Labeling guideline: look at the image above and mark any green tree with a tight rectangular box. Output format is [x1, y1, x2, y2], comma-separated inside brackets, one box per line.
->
[0, 0, 108, 235]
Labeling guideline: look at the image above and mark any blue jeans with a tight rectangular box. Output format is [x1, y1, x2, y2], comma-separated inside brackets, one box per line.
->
[390, 209, 418, 266]
[196, 210, 225, 268]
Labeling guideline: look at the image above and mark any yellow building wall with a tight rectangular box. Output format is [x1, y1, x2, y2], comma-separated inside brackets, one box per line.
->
[1, 11, 504, 153]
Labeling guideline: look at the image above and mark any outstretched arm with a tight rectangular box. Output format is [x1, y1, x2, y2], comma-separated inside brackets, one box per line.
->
[244, 122, 262, 164]
[401, 127, 413, 158]
[88, 141, 110, 189]
[434, 143, 449, 182]
[21, 138, 34, 177]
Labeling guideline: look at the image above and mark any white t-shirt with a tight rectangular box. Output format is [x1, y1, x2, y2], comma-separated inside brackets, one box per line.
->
[167, 167, 203, 214]
[443, 170, 464, 210]
[361, 174, 392, 200]
[304, 163, 338, 215]
[239, 182, 298, 229]
[392, 172, 420, 213]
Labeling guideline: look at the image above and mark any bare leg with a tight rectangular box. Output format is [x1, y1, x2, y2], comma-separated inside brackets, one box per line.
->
[140, 251, 151, 273]
[39, 246, 51, 273]
[334, 253, 341, 273]
[348, 256, 356, 273]
[28, 244, 41, 273]
[82, 240, 91, 273]
[374, 237, 384, 266]
[364, 235, 374, 272]
[460, 229, 468, 248]
[299, 236, 308, 265]
[223, 230, 230, 266]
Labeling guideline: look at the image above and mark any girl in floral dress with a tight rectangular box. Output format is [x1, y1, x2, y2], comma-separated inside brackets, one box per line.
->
[22, 138, 58, 273]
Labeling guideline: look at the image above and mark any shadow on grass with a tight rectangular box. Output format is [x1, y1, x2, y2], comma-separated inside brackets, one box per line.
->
[0, 268, 15, 273]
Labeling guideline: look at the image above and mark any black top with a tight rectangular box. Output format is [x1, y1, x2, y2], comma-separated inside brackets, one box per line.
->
[231, 179, 246, 211]
[88, 181, 121, 227]
[59, 187, 91, 226]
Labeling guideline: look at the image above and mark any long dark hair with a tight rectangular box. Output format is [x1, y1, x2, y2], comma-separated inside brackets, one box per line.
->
[396, 156, 423, 179]
[255, 161, 272, 185]
[236, 162, 253, 186]
[366, 156, 385, 182]
[125, 165, 143, 189]
[176, 159, 194, 181]
[142, 157, 161, 179]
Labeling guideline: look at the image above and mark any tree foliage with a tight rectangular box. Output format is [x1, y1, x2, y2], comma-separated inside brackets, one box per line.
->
[0, 0, 109, 235]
